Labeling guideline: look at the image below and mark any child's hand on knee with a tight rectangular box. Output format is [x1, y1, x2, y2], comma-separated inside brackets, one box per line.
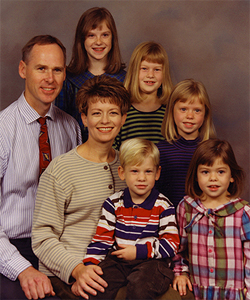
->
[172, 275, 192, 296]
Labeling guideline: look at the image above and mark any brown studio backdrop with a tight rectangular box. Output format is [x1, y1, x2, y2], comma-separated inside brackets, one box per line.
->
[1, 0, 249, 199]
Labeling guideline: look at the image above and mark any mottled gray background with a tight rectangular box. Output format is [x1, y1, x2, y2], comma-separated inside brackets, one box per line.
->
[1, 0, 249, 199]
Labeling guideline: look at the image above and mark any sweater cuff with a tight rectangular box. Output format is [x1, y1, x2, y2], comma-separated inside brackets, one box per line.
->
[136, 244, 148, 260]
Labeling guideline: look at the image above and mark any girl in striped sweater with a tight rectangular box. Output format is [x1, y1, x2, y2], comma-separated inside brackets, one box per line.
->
[156, 79, 216, 208]
[113, 41, 173, 150]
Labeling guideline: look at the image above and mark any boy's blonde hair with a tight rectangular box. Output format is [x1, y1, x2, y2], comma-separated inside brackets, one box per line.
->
[124, 41, 173, 105]
[119, 138, 160, 169]
[161, 79, 216, 143]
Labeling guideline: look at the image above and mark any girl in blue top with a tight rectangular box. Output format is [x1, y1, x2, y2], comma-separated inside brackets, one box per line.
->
[156, 79, 216, 208]
[55, 7, 126, 141]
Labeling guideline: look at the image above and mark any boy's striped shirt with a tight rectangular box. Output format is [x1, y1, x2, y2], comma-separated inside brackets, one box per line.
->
[83, 188, 179, 265]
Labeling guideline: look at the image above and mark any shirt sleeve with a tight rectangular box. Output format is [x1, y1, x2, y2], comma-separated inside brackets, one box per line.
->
[0, 131, 32, 280]
[173, 200, 190, 276]
[136, 204, 180, 260]
[83, 198, 116, 265]
[32, 167, 83, 284]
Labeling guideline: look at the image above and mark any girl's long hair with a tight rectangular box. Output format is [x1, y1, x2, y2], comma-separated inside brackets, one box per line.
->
[68, 7, 125, 75]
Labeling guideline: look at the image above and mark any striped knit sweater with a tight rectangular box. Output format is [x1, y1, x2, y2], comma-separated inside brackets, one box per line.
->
[83, 187, 179, 265]
[156, 137, 200, 208]
[32, 147, 126, 284]
[113, 105, 166, 150]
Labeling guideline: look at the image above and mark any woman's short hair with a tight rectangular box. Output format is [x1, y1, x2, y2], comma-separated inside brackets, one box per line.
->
[76, 76, 130, 116]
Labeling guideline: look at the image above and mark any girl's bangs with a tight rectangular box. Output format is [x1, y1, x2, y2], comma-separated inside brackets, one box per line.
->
[142, 53, 164, 65]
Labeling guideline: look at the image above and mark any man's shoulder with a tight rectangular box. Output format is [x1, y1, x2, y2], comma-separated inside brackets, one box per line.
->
[0, 100, 20, 134]
[0, 100, 18, 120]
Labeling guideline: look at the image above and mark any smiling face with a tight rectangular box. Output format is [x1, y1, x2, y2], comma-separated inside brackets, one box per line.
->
[173, 97, 205, 140]
[84, 21, 112, 64]
[81, 98, 126, 144]
[19, 43, 65, 116]
[138, 60, 163, 97]
[197, 158, 234, 204]
[118, 156, 161, 204]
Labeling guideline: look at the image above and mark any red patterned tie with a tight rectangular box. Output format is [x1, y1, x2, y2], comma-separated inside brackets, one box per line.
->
[38, 117, 51, 176]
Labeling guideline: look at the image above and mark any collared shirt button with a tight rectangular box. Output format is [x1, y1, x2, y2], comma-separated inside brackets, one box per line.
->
[104, 166, 108, 170]
[108, 184, 113, 189]
[208, 248, 212, 253]
[209, 230, 213, 234]
[210, 268, 214, 273]
[134, 215, 137, 219]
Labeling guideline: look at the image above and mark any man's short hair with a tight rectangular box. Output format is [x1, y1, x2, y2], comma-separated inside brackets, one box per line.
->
[76, 76, 131, 116]
[22, 35, 66, 65]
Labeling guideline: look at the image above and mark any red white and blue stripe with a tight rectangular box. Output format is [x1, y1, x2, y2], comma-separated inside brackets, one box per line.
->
[83, 188, 179, 265]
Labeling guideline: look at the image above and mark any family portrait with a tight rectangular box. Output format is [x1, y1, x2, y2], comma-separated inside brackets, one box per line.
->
[0, 1, 249, 300]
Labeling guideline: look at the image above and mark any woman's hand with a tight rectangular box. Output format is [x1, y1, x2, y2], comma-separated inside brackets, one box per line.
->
[71, 263, 108, 299]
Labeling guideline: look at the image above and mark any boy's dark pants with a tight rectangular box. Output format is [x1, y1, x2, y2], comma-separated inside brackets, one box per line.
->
[88, 254, 174, 300]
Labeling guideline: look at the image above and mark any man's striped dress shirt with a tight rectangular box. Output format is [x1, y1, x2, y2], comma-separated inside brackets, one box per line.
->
[0, 93, 81, 280]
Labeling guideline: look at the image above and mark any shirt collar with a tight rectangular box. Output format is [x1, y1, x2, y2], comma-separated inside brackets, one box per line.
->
[18, 92, 55, 124]
[123, 187, 159, 209]
[184, 196, 248, 237]
[185, 196, 247, 217]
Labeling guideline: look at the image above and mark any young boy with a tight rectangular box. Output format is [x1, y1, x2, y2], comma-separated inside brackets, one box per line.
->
[83, 138, 180, 299]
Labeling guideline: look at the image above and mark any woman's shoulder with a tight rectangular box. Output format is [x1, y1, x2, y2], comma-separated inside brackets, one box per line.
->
[45, 148, 78, 172]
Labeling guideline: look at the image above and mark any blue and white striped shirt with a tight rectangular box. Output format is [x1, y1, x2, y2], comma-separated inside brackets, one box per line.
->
[0, 93, 82, 280]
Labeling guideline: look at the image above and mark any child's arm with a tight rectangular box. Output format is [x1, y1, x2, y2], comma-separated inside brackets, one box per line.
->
[173, 199, 192, 295]
[141, 203, 179, 259]
[157, 204, 180, 258]
[83, 197, 116, 265]
[140, 202, 180, 260]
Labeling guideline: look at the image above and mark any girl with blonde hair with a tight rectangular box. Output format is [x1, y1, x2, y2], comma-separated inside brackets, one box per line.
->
[114, 41, 173, 149]
[156, 79, 216, 208]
